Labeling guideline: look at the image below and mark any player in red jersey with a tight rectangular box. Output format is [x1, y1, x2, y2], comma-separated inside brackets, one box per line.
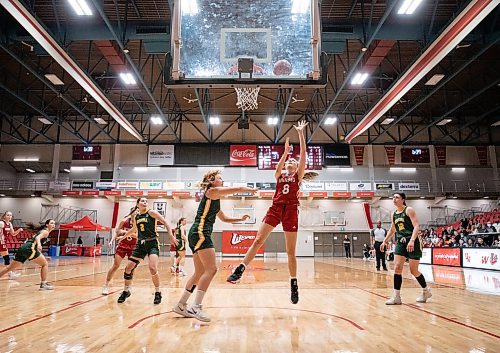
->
[102, 207, 138, 295]
[227, 120, 317, 304]
[0, 211, 24, 279]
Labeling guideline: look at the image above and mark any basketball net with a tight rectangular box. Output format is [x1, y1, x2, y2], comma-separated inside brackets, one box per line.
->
[235, 87, 260, 111]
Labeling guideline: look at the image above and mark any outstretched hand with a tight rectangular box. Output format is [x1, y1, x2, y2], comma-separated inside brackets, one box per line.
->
[284, 137, 292, 153]
[293, 120, 308, 132]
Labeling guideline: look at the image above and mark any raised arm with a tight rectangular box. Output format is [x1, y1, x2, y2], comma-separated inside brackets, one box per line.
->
[293, 120, 308, 180]
[217, 210, 250, 224]
[205, 186, 257, 200]
[275, 137, 291, 179]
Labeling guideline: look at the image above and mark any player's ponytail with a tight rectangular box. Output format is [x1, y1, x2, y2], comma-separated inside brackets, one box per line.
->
[302, 172, 319, 181]
[127, 206, 138, 217]
[199, 169, 221, 191]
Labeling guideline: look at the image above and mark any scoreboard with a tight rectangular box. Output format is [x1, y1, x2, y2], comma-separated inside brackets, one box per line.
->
[257, 145, 323, 170]
[72, 146, 102, 160]
[401, 147, 430, 163]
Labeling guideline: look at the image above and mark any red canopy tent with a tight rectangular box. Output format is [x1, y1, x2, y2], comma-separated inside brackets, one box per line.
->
[58, 216, 110, 256]
[60, 216, 110, 231]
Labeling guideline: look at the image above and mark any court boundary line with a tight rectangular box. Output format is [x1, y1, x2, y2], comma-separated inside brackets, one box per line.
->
[355, 286, 500, 340]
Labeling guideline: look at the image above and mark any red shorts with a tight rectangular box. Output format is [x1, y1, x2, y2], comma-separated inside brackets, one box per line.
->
[263, 203, 299, 232]
[170, 243, 176, 252]
[0, 240, 7, 252]
[115, 237, 137, 259]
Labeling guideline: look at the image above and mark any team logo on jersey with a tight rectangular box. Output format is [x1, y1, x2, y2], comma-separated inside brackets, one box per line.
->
[231, 233, 256, 245]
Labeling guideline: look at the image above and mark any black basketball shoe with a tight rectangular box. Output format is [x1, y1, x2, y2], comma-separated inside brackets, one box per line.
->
[154, 291, 162, 305]
[227, 264, 245, 283]
[117, 290, 131, 303]
[291, 278, 299, 304]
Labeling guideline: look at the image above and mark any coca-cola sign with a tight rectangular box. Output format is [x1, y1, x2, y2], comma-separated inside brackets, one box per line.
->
[230, 145, 257, 166]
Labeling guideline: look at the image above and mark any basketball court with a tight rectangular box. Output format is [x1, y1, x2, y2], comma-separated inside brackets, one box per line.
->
[0, 0, 500, 352]
[1, 257, 499, 352]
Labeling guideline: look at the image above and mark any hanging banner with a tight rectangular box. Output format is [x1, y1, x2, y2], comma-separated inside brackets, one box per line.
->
[349, 182, 372, 191]
[117, 181, 139, 189]
[324, 182, 348, 191]
[308, 191, 328, 198]
[49, 180, 71, 190]
[385, 146, 396, 165]
[398, 182, 420, 191]
[148, 145, 174, 166]
[301, 182, 325, 191]
[230, 145, 257, 166]
[72, 181, 95, 189]
[96, 181, 116, 189]
[353, 146, 364, 165]
[82, 190, 99, 196]
[435, 146, 447, 166]
[148, 191, 168, 197]
[356, 192, 375, 198]
[163, 181, 186, 190]
[104, 190, 122, 196]
[333, 192, 351, 198]
[222, 230, 262, 255]
[475, 146, 488, 166]
[125, 190, 144, 197]
[374, 183, 394, 190]
[62, 190, 80, 196]
[140, 181, 163, 190]
[153, 202, 167, 230]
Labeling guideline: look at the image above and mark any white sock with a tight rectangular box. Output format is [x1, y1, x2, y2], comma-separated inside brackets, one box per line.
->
[194, 290, 206, 305]
[394, 289, 401, 297]
[125, 285, 131, 292]
[179, 289, 192, 305]
[155, 286, 160, 292]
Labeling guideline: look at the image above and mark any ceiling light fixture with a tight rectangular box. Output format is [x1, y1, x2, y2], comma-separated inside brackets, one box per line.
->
[68, 0, 93, 16]
[351, 72, 369, 85]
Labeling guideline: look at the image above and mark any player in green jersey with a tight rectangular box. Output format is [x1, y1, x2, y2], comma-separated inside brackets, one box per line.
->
[117, 197, 177, 305]
[0, 219, 55, 290]
[172, 169, 257, 322]
[173, 217, 188, 276]
[381, 193, 432, 305]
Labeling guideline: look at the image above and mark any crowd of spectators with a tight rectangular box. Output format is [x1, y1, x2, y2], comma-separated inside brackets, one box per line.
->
[421, 209, 500, 248]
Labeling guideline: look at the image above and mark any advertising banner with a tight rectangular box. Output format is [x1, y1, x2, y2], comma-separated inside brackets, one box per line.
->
[163, 181, 186, 190]
[398, 182, 420, 191]
[432, 248, 461, 267]
[420, 248, 432, 264]
[117, 181, 139, 189]
[139, 181, 163, 190]
[349, 182, 372, 191]
[95, 181, 116, 190]
[222, 230, 262, 255]
[230, 145, 257, 166]
[323, 144, 351, 166]
[49, 180, 71, 190]
[374, 183, 394, 190]
[324, 182, 348, 191]
[153, 202, 167, 230]
[72, 181, 95, 189]
[148, 145, 174, 166]
[302, 182, 325, 191]
[462, 248, 499, 271]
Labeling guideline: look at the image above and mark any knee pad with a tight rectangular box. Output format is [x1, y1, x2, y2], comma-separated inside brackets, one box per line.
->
[3, 255, 10, 266]
[124, 272, 133, 280]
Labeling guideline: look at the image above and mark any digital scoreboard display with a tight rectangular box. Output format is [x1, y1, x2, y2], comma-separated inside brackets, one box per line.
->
[257, 145, 323, 170]
[72, 145, 102, 160]
[401, 147, 430, 163]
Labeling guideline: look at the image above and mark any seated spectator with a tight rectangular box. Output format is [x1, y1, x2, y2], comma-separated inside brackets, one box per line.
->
[443, 235, 451, 247]
[493, 235, 500, 248]
[467, 238, 474, 247]
[458, 239, 467, 247]
[476, 223, 486, 233]
[423, 238, 432, 248]
[450, 237, 459, 247]
[485, 222, 496, 233]
[475, 237, 486, 247]
[493, 221, 500, 232]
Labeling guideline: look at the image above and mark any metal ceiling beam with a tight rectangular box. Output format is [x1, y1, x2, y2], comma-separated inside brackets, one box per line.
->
[369, 34, 500, 143]
[307, 0, 399, 143]
[0, 43, 117, 142]
[0, 110, 57, 143]
[0, 81, 89, 143]
[401, 77, 500, 144]
[345, 0, 500, 142]
[442, 105, 500, 141]
[194, 88, 213, 142]
[89, 0, 180, 143]
[0, 0, 143, 141]
[274, 88, 294, 144]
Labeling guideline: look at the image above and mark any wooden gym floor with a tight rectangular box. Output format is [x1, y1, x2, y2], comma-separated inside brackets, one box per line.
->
[0, 256, 498, 352]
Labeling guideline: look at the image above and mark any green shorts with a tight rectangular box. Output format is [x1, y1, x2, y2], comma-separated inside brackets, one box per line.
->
[175, 240, 185, 252]
[188, 230, 214, 253]
[14, 244, 41, 263]
[394, 236, 422, 260]
[131, 239, 160, 259]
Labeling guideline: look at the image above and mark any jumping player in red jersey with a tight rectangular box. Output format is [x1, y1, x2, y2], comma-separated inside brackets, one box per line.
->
[0, 211, 24, 279]
[102, 207, 138, 295]
[227, 120, 317, 304]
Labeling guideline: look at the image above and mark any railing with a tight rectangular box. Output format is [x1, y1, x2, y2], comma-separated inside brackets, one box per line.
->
[40, 204, 97, 224]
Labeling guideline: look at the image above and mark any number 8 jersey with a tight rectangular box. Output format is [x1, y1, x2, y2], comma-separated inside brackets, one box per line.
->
[273, 173, 300, 205]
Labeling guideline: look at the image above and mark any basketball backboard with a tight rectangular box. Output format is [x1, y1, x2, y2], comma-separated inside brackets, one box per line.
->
[165, 0, 326, 88]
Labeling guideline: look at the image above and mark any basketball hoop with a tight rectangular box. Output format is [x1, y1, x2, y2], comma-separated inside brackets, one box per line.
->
[235, 87, 260, 111]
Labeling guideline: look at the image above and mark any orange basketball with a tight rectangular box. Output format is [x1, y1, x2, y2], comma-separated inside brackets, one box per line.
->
[273, 59, 292, 76]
